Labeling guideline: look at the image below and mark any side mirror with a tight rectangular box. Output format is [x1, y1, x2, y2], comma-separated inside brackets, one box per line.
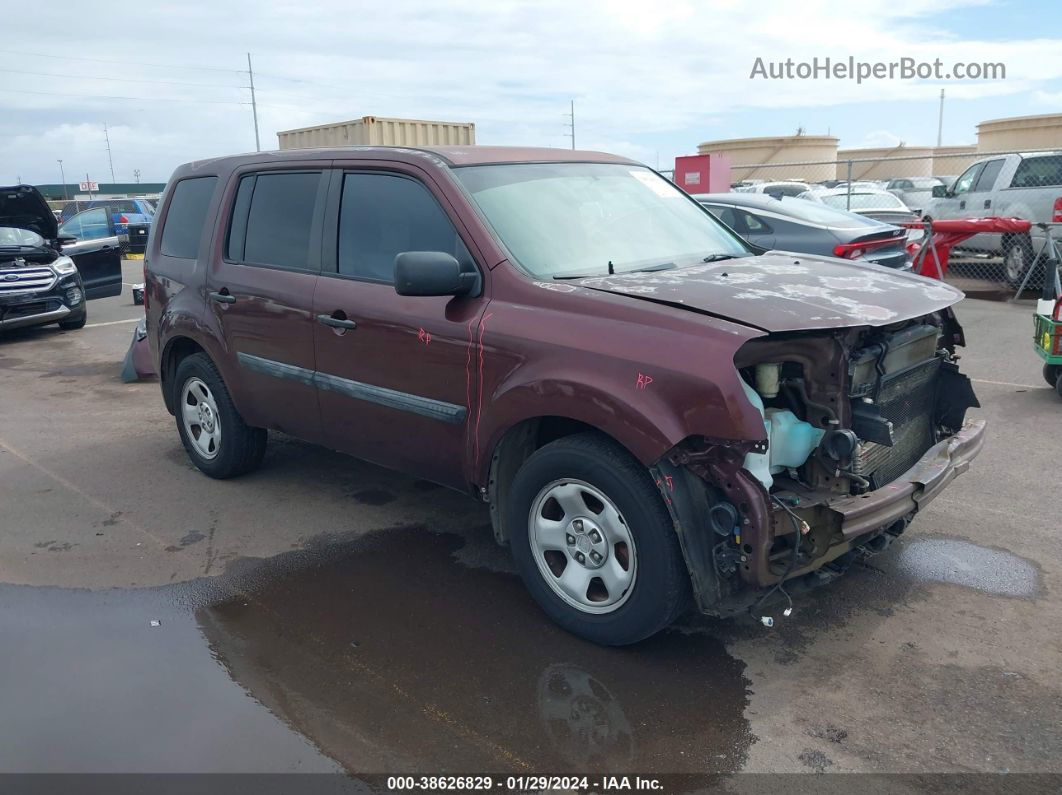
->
[394, 251, 479, 297]
[930, 185, 947, 198]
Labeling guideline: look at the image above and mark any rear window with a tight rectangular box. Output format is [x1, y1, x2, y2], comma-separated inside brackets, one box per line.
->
[819, 192, 906, 211]
[1010, 156, 1062, 188]
[160, 177, 218, 259]
[778, 197, 880, 228]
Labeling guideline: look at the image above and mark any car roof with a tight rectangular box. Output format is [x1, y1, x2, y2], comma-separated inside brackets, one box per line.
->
[170, 145, 639, 175]
[693, 192, 794, 210]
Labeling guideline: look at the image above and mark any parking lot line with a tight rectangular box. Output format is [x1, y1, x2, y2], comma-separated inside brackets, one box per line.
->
[971, 377, 1042, 389]
[85, 318, 141, 328]
[0, 436, 168, 550]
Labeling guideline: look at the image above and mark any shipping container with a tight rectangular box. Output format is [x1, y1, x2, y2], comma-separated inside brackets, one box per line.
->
[276, 116, 476, 150]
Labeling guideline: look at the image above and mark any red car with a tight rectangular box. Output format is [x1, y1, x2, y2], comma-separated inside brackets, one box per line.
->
[145, 146, 984, 645]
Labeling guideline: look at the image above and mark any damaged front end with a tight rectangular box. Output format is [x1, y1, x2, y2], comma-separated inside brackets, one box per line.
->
[653, 307, 985, 616]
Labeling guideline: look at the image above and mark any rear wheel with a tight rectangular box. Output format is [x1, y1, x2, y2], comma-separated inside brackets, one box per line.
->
[1056, 370, 1062, 400]
[174, 353, 267, 478]
[507, 433, 690, 645]
[1003, 235, 1039, 289]
[1044, 364, 1061, 388]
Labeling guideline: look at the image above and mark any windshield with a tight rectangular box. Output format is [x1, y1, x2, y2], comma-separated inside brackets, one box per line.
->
[455, 163, 749, 278]
[775, 197, 884, 228]
[0, 226, 46, 247]
[819, 192, 907, 211]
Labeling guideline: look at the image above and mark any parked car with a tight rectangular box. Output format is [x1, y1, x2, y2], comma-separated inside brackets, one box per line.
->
[732, 181, 810, 198]
[695, 193, 910, 269]
[922, 152, 1062, 285]
[146, 146, 983, 645]
[0, 185, 122, 332]
[797, 187, 919, 226]
[885, 177, 946, 214]
[59, 197, 154, 235]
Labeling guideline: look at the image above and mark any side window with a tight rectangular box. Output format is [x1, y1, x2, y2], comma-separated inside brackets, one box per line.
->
[739, 210, 772, 233]
[972, 159, 1004, 192]
[703, 204, 738, 229]
[239, 172, 322, 270]
[337, 172, 470, 283]
[1010, 156, 1062, 188]
[160, 176, 219, 259]
[952, 163, 984, 195]
[59, 208, 109, 240]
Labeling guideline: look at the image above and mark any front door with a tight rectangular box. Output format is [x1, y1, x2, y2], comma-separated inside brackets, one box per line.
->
[208, 168, 329, 443]
[57, 207, 122, 299]
[313, 167, 489, 489]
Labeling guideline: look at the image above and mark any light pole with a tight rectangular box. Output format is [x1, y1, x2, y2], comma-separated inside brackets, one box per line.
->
[57, 160, 68, 200]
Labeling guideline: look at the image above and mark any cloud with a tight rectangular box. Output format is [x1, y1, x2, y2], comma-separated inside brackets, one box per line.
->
[2, 0, 1061, 182]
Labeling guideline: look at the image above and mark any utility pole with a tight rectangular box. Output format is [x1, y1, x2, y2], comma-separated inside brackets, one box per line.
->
[565, 99, 575, 150]
[936, 88, 945, 147]
[104, 123, 116, 183]
[86, 173, 94, 200]
[247, 52, 261, 152]
[57, 160, 67, 200]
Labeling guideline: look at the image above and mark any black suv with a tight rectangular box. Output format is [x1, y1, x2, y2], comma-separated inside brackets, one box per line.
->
[0, 185, 122, 332]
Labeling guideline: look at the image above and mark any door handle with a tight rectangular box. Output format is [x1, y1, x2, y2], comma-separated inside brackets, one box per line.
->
[984, 199, 991, 209]
[959, 200, 966, 210]
[317, 313, 357, 330]
[209, 290, 236, 304]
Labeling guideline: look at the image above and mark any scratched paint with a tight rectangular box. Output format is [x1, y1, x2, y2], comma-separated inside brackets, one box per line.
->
[573, 252, 963, 331]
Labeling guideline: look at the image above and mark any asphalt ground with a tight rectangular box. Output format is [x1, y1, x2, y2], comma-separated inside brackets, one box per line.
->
[0, 260, 1059, 780]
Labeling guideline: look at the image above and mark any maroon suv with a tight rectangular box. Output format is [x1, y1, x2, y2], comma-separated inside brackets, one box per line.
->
[146, 146, 985, 645]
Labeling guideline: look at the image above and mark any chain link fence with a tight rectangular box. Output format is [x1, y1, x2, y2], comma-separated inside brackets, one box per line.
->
[663, 148, 1062, 297]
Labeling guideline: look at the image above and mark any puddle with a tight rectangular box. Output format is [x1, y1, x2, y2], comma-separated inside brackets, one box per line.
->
[896, 538, 1041, 598]
[0, 528, 752, 775]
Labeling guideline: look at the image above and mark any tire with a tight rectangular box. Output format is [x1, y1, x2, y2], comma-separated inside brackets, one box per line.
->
[1044, 364, 1061, 388]
[1056, 371, 1062, 401]
[507, 432, 691, 645]
[173, 352, 267, 479]
[1003, 235, 1039, 289]
[58, 308, 87, 330]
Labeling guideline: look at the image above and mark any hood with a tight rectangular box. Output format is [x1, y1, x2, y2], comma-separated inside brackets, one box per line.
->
[573, 251, 963, 333]
[0, 185, 58, 240]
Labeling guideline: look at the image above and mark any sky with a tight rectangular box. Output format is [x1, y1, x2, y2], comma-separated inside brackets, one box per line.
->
[2, 0, 1061, 185]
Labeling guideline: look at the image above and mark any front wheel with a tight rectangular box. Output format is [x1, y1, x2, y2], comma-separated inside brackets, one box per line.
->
[58, 308, 87, 330]
[507, 433, 690, 645]
[173, 353, 267, 479]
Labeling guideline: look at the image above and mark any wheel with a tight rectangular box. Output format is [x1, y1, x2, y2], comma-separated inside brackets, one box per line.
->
[58, 308, 87, 330]
[1003, 235, 1039, 289]
[1044, 364, 1061, 388]
[173, 353, 267, 478]
[507, 433, 690, 645]
[1056, 370, 1062, 401]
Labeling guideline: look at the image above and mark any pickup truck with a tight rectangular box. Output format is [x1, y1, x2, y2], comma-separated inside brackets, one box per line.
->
[146, 146, 984, 645]
[923, 151, 1062, 285]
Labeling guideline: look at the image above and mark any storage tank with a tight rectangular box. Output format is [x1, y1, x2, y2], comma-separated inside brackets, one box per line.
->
[277, 116, 476, 150]
[977, 113, 1062, 152]
[835, 145, 934, 180]
[696, 135, 838, 183]
[930, 145, 979, 178]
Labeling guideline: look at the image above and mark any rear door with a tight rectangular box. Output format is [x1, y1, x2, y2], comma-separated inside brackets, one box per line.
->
[56, 207, 122, 299]
[209, 167, 328, 443]
[312, 164, 489, 489]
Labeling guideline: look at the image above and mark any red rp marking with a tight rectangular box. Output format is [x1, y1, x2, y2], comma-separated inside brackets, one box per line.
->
[664, 474, 674, 491]
[417, 327, 432, 345]
[636, 373, 653, 389]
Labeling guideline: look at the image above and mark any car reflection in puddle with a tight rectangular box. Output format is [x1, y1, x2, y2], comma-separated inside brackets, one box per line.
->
[198, 528, 753, 775]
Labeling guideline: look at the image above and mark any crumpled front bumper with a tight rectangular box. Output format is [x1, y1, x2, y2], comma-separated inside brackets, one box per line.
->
[828, 419, 987, 539]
